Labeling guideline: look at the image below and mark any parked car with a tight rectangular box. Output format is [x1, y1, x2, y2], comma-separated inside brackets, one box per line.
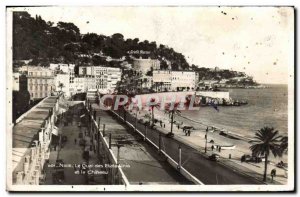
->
[243, 154, 264, 163]
[165, 132, 174, 138]
[209, 154, 220, 161]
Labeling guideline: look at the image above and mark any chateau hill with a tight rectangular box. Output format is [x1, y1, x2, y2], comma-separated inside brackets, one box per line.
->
[13, 11, 257, 85]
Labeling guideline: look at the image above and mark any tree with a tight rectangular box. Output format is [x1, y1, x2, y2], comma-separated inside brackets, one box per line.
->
[250, 127, 283, 182]
[149, 98, 160, 127]
[280, 136, 288, 154]
[165, 103, 181, 134]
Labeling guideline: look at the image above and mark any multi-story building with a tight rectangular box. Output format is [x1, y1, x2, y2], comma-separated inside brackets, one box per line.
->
[72, 77, 85, 93]
[13, 96, 58, 185]
[171, 71, 196, 91]
[153, 70, 196, 92]
[78, 66, 121, 93]
[106, 67, 122, 91]
[152, 70, 172, 91]
[27, 67, 55, 100]
[137, 75, 153, 90]
[49, 63, 75, 84]
[132, 58, 160, 74]
[93, 67, 108, 90]
[84, 76, 96, 91]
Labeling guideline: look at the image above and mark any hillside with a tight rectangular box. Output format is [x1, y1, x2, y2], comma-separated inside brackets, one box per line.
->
[12, 11, 258, 86]
[13, 11, 189, 70]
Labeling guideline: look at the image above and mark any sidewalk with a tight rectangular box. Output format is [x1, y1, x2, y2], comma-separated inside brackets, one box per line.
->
[129, 108, 287, 185]
[44, 102, 106, 185]
[92, 103, 192, 185]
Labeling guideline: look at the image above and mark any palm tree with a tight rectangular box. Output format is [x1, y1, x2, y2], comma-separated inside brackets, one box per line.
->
[149, 98, 160, 127]
[165, 102, 181, 134]
[250, 127, 283, 182]
[123, 92, 135, 122]
[280, 136, 288, 154]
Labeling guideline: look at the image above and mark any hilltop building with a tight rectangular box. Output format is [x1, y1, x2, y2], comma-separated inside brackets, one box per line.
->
[132, 58, 160, 74]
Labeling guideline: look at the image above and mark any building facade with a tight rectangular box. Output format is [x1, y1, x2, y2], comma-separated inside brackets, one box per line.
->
[132, 58, 160, 74]
[55, 74, 70, 96]
[153, 70, 196, 92]
[171, 71, 196, 91]
[27, 67, 56, 100]
[152, 70, 172, 91]
[78, 66, 121, 93]
[13, 96, 58, 185]
[49, 63, 75, 84]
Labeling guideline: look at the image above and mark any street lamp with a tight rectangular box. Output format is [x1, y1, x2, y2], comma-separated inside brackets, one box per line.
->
[205, 127, 208, 153]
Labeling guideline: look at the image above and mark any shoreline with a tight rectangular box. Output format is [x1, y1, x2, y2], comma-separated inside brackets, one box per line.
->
[136, 108, 287, 163]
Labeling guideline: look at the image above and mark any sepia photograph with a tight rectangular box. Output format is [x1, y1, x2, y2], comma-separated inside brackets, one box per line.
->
[6, 6, 295, 192]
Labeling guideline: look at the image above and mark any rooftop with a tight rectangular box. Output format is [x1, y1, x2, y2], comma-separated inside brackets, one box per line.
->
[13, 96, 58, 148]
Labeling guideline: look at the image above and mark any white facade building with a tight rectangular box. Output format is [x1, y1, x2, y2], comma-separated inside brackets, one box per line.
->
[49, 63, 75, 84]
[78, 66, 121, 93]
[171, 71, 196, 91]
[153, 70, 196, 91]
[152, 70, 172, 91]
[73, 77, 85, 93]
[27, 67, 56, 100]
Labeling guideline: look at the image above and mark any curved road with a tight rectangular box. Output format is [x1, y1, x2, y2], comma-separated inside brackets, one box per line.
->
[120, 110, 263, 185]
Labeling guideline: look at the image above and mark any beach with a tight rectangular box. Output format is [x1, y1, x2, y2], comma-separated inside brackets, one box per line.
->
[130, 84, 288, 184]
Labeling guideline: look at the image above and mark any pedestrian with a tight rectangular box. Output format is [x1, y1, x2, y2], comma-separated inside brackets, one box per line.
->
[163, 123, 165, 128]
[160, 121, 162, 127]
[74, 138, 77, 144]
[177, 124, 180, 129]
[271, 169, 276, 177]
[219, 146, 221, 152]
[241, 155, 245, 163]
[211, 145, 214, 151]
[188, 130, 191, 136]
[271, 169, 276, 182]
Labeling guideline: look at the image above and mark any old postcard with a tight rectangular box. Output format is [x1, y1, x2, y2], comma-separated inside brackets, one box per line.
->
[6, 6, 295, 192]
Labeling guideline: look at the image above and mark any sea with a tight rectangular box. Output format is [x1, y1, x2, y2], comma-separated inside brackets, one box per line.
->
[180, 84, 288, 138]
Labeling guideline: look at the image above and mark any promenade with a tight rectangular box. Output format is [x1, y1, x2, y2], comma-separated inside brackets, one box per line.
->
[91, 103, 192, 185]
[127, 108, 287, 185]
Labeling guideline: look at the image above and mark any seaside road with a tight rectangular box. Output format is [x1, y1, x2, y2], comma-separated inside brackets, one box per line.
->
[91, 105, 192, 185]
[123, 110, 263, 185]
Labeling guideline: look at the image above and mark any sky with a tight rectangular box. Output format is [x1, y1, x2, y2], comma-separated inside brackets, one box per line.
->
[15, 6, 294, 84]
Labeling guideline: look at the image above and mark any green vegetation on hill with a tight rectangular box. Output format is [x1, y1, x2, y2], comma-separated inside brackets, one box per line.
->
[13, 11, 258, 86]
[13, 11, 189, 70]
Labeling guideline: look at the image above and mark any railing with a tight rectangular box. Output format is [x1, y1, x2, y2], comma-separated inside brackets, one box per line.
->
[85, 104, 130, 187]
[110, 110, 203, 185]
